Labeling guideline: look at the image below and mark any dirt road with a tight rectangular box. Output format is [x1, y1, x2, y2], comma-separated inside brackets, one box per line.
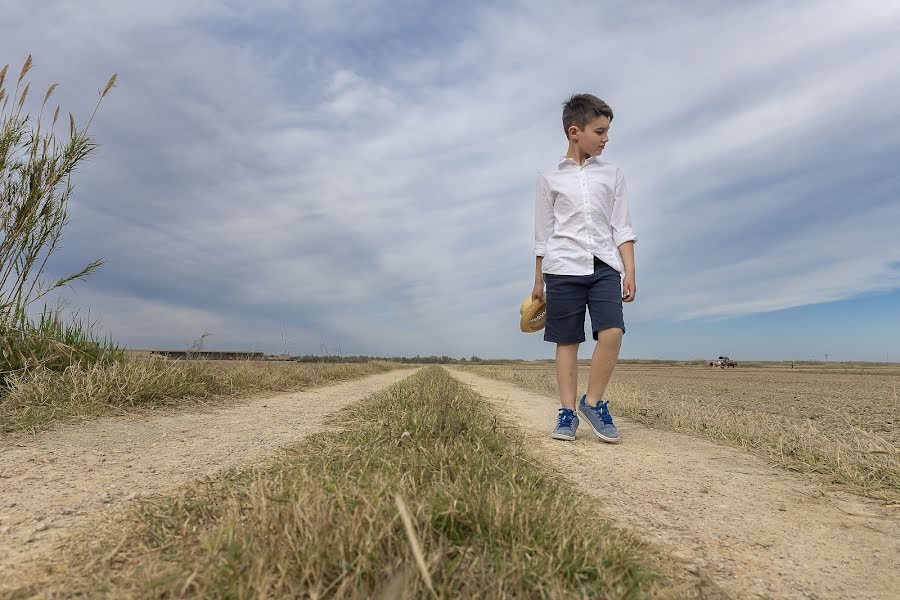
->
[449, 368, 900, 600]
[0, 368, 419, 583]
[4, 366, 898, 598]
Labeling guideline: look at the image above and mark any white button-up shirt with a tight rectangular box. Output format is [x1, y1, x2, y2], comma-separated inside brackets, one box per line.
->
[534, 156, 637, 275]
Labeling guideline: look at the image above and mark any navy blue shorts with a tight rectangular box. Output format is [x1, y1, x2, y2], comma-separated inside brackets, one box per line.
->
[543, 257, 625, 344]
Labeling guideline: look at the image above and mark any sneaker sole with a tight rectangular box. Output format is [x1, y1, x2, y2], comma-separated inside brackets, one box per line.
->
[550, 432, 576, 441]
[577, 407, 621, 443]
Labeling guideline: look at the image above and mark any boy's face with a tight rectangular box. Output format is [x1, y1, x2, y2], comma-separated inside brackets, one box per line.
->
[568, 115, 610, 157]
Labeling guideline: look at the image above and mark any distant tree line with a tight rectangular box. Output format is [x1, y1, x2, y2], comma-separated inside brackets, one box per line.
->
[291, 354, 528, 364]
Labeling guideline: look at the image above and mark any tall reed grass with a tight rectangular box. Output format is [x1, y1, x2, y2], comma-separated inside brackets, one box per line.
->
[0, 305, 123, 389]
[1, 56, 119, 385]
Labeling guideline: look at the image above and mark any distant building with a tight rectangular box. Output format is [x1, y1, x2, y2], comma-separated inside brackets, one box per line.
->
[137, 349, 268, 361]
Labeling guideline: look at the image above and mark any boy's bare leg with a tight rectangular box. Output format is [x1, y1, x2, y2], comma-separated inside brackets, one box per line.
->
[584, 328, 623, 406]
[556, 343, 579, 410]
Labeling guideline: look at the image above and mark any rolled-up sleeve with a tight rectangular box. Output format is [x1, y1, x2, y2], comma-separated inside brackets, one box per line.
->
[611, 168, 637, 247]
[534, 174, 553, 256]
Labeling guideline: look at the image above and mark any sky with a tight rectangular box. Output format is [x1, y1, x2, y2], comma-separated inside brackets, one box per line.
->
[1, 0, 899, 361]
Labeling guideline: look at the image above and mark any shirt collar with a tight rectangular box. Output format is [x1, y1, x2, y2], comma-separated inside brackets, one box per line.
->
[557, 155, 601, 167]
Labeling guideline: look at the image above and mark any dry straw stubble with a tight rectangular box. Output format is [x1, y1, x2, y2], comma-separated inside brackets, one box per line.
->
[0, 358, 399, 433]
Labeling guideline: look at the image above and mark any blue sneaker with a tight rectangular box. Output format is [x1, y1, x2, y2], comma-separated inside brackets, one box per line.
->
[551, 408, 579, 441]
[578, 395, 620, 443]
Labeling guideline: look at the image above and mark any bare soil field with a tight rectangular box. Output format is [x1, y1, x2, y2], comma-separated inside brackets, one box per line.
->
[482, 363, 899, 443]
[605, 364, 899, 442]
[466, 363, 900, 499]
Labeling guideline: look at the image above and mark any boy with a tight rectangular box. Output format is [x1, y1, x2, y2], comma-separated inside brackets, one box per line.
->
[532, 93, 637, 443]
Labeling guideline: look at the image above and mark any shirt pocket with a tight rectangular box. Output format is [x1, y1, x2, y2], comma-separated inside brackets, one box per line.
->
[590, 181, 615, 216]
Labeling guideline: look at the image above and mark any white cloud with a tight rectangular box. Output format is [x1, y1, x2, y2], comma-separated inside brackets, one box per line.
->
[325, 69, 396, 117]
[3, 0, 899, 359]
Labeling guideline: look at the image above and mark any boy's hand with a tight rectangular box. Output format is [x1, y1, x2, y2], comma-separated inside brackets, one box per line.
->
[622, 273, 636, 302]
[531, 282, 545, 303]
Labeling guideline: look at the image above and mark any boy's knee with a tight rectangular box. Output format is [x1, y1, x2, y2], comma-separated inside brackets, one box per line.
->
[595, 327, 623, 341]
[557, 342, 580, 349]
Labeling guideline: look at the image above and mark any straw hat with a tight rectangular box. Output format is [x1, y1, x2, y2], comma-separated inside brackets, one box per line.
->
[519, 295, 546, 333]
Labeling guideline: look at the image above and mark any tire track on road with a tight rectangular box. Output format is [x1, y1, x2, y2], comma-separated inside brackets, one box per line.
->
[449, 367, 900, 600]
[0, 367, 420, 582]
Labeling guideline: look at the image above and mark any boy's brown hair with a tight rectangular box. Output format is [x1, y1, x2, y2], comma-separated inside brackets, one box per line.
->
[562, 94, 614, 138]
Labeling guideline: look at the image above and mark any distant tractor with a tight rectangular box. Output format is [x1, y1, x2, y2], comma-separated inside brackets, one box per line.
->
[709, 356, 737, 368]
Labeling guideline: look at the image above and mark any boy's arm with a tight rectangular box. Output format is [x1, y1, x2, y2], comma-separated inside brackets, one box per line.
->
[611, 169, 637, 302]
[619, 241, 636, 302]
[610, 168, 637, 248]
[533, 175, 552, 301]
[532, 257, 544, 301]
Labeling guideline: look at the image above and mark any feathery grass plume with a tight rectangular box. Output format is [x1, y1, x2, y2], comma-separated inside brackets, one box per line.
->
[0, 56, 116, 388]
[42, 82, 58, 106]
[101, 73, 117, 97]
[17, 54, 32, 84]
[15, 81, 29, 113]
[85, 73, 117, 132]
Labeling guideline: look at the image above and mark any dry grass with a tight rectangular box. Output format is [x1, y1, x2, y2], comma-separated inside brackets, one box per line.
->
[0, 358, 399, 434]
[12, 367, 709, 599]
[463, 365, 900, 501]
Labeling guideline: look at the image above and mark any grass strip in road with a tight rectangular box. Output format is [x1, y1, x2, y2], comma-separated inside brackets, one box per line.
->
[16, 366, 700, 599]
[0, 359, 399, 434]
[462, 365, 900, 501]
